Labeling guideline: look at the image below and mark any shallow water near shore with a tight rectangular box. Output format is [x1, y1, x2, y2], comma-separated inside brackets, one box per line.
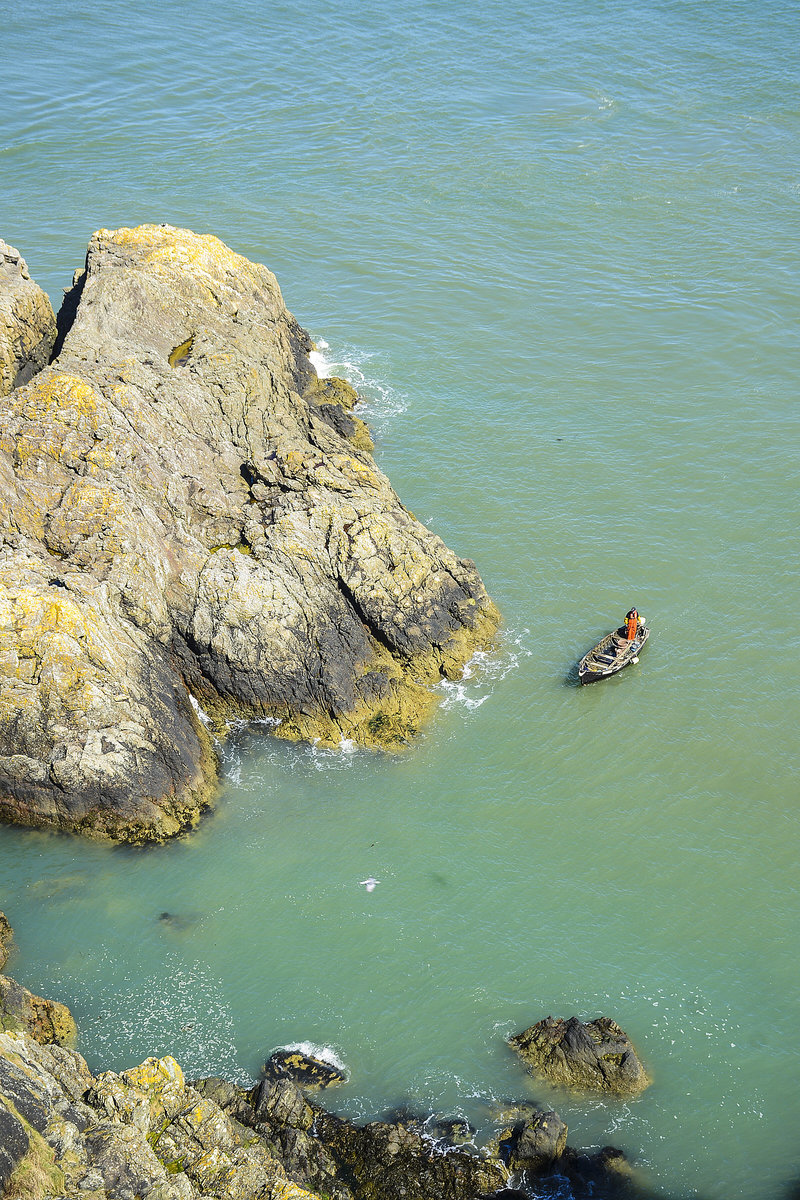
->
[2, 1, 799, 1197]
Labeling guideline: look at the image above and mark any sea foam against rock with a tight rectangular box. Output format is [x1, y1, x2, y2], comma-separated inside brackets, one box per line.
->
[310, 336, 407, 420]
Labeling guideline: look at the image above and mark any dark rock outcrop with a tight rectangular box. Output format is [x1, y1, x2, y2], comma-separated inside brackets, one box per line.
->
[0, 225, 500, 842]
[0, 910, 12, 971]
[0, 240, 56, 396]
[509, 1015, 650, 1097]
[0, 1096, 30, 1193]
[300, 1105, 509, 1200]
[498, 1108, 568, 1170]
[0, 973, 77, 1046]
[263, 1048, 348, 1090]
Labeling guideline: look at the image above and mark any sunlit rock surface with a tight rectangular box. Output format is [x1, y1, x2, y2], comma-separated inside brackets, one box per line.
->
[0, 225, 499, 841]
[0, 240, 56, 397]
[509, 1015, 651, 1097]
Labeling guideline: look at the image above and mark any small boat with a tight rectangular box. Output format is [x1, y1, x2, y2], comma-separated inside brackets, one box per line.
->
[578, 617, 649, 684]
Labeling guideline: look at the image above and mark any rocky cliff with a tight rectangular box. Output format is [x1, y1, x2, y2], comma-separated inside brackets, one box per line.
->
[0, 999, 651, 1200]
[0, 225, 499, 842]
[0, 241, 56, 398]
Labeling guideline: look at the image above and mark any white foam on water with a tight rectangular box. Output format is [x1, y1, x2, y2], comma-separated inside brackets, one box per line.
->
[307, 738, 361, 771]
[77, 953, 246, 1083]
[280, 1040, 349, 1074]
[310, 333, 407, 420]
[437, 627, 532, 713]
[308, 339, 330, 375]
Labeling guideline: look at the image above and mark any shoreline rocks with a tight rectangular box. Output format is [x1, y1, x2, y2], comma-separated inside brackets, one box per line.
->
[508, 1015, 651, 1097]
[1, 1011, 672, 1200]
[0, 240, 56, 397]
[0, 915, 664, 1200]
[0, 972, 77, 1047]
[0, 224, 500, 842]
[0, 911, 12, 971]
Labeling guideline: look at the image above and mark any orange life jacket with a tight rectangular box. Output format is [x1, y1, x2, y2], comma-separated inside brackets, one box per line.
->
[625, 611, 638, 640]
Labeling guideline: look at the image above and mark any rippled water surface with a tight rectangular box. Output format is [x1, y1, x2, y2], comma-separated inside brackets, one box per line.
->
[2, 2, 799, 1197]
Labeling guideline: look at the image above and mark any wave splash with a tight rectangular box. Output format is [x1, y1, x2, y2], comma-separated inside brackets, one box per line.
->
[310, 337, 407, 421]
[438, 627, 532, 712]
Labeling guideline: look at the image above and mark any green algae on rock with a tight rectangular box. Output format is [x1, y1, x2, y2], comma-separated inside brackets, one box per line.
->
[0, 225, 500, 841]
[0, 913, 12, 972]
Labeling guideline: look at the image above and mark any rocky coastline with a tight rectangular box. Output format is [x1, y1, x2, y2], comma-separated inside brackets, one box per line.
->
[0, 912, 670, 1200]
[0, 226, 499, 843]
[1, 232, 702, 1200]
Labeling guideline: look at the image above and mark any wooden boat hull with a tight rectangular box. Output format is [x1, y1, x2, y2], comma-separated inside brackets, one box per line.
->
[578, 622, 649, 684]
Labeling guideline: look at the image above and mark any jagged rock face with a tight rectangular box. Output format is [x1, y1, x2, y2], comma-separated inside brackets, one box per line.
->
[498, 1108, 568, 1170]
[508, 1015, 651, 1097]
[0, 973, 77, 1046]
[0, 225, 499, 841]
[0, 1033, 321, 1200]
[311, 1108, 509, 1200]
[0, 911, 12, 971]
[0, 240, 57, 397]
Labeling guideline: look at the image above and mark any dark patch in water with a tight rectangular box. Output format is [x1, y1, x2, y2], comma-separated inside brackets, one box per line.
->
[157, 911, 200, 932]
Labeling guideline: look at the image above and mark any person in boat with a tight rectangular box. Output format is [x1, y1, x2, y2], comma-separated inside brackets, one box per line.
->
[623, 608, 639, 640]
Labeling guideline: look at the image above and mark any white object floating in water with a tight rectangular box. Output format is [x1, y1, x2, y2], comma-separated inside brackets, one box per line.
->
[632, 657, 639, 664]
[359, 877, 380, 893]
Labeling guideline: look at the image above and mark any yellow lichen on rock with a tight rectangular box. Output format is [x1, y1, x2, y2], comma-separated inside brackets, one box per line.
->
[0, 223, 500, 840]
[45, 478, 130, 558]
[96, 224, 281, 300]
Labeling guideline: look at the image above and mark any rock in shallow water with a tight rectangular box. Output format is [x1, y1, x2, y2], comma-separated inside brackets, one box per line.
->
[508, 1014, 651, 1097]
[0, 224, 500, 842]
[263, 1048, 348, 1090]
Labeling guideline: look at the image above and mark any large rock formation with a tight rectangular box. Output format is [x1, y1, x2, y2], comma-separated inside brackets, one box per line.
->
[0, 225, 499, 841]
[0, 240, 56, 397]
[509, 1015, 651, 1097]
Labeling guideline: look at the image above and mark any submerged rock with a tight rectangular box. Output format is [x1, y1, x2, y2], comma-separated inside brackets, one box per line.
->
[556, 1144, 654, 1199]
[424, 1113, 476, 1146]
[0, 224, 499, 842]
[508, 1015, 651, 1097]
[0, 240, 56, 396]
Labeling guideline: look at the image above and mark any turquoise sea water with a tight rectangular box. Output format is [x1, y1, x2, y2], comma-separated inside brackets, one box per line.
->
[2, 2, 799, 1197]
